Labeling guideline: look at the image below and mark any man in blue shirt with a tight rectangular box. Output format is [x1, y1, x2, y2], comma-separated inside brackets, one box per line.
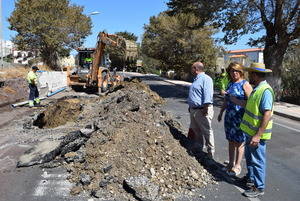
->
[187, 62, 215, 159]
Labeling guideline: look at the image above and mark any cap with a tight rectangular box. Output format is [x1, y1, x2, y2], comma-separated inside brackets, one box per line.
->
[32, 66, 39, 70]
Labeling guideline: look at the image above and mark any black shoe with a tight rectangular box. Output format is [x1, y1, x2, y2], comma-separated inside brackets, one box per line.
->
[243, 187, 264, 198]
[239, 176, 254, 188]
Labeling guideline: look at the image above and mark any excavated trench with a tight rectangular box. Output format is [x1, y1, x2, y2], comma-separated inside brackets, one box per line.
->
[33, 98, 83, 128]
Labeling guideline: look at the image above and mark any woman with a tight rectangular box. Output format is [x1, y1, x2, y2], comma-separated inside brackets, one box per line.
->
[218, 62, 253, 176]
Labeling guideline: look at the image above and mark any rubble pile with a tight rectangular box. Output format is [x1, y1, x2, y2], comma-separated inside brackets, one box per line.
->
[16, 79, 216, 200]
[61, 81, 215, 200]
[0, 66, 29, 106]
[0, 78, 28, 107]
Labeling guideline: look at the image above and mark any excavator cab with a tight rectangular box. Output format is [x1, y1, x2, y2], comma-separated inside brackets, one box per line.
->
[67, 32, 124, 94]
[75, 48, 95, 81]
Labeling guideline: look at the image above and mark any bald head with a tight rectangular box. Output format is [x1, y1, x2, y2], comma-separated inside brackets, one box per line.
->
[191, 62, 204, 75]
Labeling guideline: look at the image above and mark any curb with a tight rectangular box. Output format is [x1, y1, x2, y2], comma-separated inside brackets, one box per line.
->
[273, 111, 300, 121]
[155, 76, 300, 122]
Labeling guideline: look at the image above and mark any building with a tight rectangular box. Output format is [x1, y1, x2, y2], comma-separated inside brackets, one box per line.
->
[59, 55, 75, 67]
[0, 40, 37, 65]
[0, 40, 13, 57]
[13, 50, 36, 65]
[224, 48, 264, 67]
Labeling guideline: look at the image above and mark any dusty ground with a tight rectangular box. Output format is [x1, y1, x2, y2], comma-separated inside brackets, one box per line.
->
[8, 79, 216, 200]
[0, 66, 54, 107]
[0, 66, 30, 107]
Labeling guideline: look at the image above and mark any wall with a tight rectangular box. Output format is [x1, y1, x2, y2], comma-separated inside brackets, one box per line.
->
[38, 71, 67, 94]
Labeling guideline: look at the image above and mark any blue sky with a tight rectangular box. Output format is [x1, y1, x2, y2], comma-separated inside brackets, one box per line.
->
[2, 0, 260, 51]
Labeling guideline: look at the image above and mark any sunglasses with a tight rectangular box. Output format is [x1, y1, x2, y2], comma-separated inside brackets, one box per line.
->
[229, 69, 242, 73]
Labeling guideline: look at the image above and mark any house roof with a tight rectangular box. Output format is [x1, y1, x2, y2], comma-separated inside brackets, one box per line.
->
[229, 54, 247, 58]
[228, 48, 264, 53]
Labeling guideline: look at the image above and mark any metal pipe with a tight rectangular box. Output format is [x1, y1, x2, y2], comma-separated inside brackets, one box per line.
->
[47, 87, 66, 97]
[11, 97, 46, 108]
[11, 87, 66, 108]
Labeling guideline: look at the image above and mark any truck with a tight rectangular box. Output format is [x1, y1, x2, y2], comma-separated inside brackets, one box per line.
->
[67, 32, 124, 94]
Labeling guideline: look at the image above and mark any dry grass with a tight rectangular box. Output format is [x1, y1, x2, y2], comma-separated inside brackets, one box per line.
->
[2, 86, 16, 94]
[0, 66, 29, 80]
[0, 65, 52, 80]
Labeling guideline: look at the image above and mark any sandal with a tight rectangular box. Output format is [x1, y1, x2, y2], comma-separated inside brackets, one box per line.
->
[227, 166, 241, 176]
[221, 164, 233, 171]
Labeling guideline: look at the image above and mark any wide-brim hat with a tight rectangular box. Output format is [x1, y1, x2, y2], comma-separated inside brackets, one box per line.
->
[244, 63, 272, 73]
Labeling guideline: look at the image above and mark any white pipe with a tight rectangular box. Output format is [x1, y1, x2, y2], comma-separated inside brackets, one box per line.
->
[11, 97, 46, 108]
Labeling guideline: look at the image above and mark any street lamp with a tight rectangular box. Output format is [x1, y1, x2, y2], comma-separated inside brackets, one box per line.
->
[88, 11, 100, 16]
[0, 0, 3, 68]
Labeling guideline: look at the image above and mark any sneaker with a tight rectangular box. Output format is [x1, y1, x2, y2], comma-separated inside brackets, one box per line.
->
[207, 152, 214, 160]
[243, 187, 264, 198]
[239, 176, 254, 188]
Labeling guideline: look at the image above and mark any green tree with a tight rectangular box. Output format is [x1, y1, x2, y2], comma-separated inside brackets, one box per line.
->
[167, 0, 300, 100]
[141, 12, 217, 76]
[140, 54, 162, 74]
[9, 0, 91, 70]
[282, 43, 300, 104]
[115, 31, 138, 42]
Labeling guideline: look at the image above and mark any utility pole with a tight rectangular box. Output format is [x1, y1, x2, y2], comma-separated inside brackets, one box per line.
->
[0, 0, 3, 68]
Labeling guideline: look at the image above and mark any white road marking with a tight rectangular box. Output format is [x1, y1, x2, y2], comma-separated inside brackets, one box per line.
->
[33, 180, 46, 196]
[42, 173, 67, 179]
[273, 122, 300, 133]
[0, 142, 17, 150]
[33, 171, 73, 197]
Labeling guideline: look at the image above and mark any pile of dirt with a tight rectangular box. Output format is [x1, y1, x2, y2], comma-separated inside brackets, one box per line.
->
[56, 81, 216, 200]
[16, 79, 216, 200]
[0, 78, 28, 107]
[0, 66, 54, 107]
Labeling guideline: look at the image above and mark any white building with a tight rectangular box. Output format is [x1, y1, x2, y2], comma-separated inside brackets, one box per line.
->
[13, 50, 35, 65]
[59, 55, 76, 67]
[224, 48, 264, 67]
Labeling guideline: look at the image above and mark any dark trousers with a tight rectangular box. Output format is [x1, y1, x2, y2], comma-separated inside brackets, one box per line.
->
[28, 84, 39, 101]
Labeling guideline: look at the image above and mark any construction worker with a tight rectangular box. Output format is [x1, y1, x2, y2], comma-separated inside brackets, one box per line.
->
[83, 57, 93, 68]
[219, 69, 230, 96]
[84, 57, 93, 63]
[26, 66, 40, 107]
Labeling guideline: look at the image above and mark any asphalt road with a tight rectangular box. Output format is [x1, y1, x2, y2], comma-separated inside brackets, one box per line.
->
[0, 73, 299, 201]
[141, 74, 300, 201]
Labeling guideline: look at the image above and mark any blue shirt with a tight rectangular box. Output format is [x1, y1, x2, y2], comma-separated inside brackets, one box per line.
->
[255, 81, 274, 113]
[187, 72, 214, 108]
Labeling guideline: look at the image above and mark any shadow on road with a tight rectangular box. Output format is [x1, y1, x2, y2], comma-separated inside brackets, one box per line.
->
[165, 118, 248, 192]
[141, 76, 249, 191]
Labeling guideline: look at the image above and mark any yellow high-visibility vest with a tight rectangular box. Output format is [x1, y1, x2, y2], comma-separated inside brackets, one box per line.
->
[240, 83, 274, 140]
[26, 71, 37, 85]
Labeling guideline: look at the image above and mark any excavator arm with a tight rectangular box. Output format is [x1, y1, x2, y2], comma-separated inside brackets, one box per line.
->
[90, 32, 120, 85]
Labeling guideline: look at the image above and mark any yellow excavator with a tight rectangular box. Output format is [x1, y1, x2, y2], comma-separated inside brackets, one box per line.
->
[67, 32, 124, 94]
